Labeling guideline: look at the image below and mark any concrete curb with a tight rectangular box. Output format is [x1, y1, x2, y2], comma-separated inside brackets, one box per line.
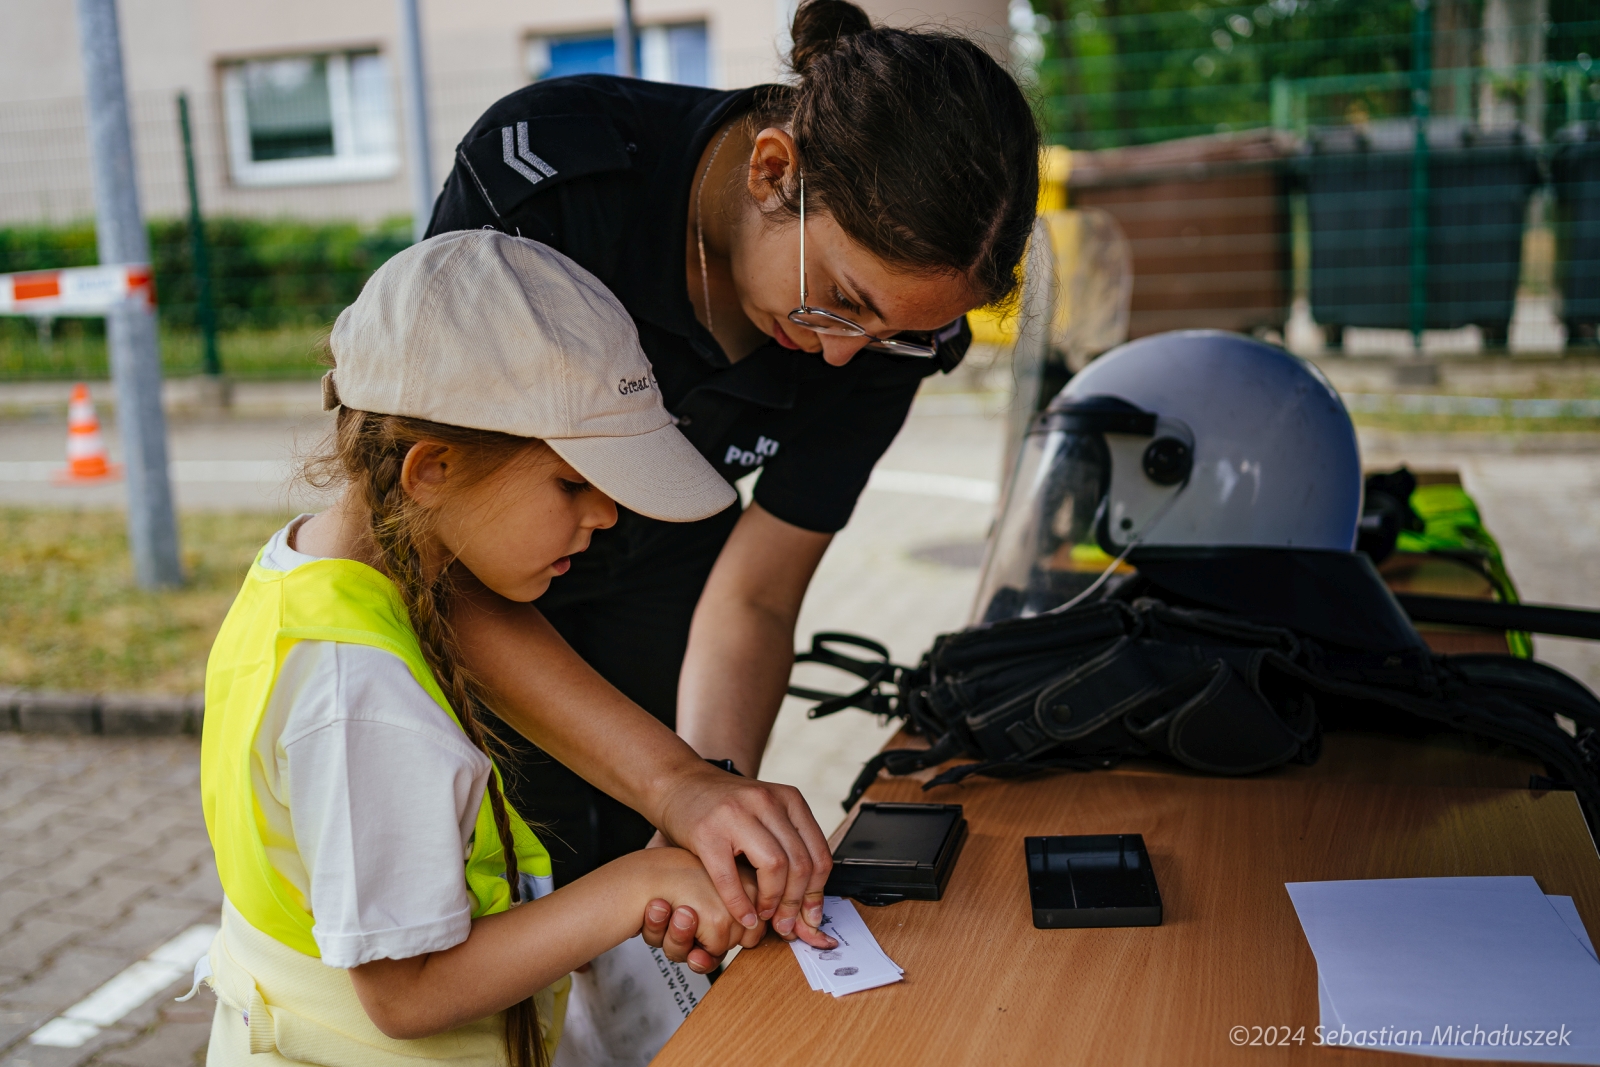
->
[0, 689, 202, 736]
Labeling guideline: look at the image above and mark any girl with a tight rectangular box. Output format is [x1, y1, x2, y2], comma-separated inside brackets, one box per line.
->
[199, 230, 766, 1066]
[425, 0, 1041, 944]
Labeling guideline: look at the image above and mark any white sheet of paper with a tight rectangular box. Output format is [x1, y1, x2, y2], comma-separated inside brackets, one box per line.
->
[788, 896, 904, 997]
[551, 935, 711, 1067]
[1548, 895, 1598, 963]
[1289, 877, 1600, 1064]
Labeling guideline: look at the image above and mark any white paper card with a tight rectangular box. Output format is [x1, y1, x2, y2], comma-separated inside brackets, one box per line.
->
[788, 896, 904, 997]
[1288, 877, 1600, 1064]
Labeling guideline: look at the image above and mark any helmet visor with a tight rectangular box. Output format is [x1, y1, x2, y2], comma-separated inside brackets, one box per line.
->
[972, 425, 1127, 625]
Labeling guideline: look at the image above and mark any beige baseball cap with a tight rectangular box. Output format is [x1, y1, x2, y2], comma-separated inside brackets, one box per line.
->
[324, 230, 735, 522]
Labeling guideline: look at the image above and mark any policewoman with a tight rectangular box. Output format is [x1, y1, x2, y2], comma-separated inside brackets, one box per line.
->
[428, 0, 1040, 926]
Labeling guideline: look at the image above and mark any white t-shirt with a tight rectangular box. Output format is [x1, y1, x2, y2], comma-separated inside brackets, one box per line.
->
[246, 515, 550, 969]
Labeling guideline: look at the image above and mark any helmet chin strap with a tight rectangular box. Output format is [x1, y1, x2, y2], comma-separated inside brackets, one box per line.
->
[1038, 485, 1186, 618]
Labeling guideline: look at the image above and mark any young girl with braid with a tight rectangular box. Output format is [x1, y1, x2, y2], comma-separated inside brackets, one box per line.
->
[198, 231, 765, 1067]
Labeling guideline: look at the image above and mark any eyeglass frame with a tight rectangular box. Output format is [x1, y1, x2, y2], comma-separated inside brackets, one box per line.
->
[786, 178, 943, 359]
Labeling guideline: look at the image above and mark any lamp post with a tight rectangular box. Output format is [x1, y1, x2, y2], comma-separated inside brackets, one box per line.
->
[75, 0, 183, 588]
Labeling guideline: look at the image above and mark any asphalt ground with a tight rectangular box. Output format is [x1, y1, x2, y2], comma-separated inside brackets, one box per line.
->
[1, 390, 1599, 1062]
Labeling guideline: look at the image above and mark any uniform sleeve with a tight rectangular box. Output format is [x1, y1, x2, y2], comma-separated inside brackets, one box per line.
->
[280, 643, 492, 969]
[751, 359, 924, 534]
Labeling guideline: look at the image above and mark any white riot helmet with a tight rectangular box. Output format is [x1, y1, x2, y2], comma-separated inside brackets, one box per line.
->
[974, 330, 1363, 626]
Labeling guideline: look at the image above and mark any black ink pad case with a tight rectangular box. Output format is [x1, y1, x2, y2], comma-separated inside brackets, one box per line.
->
[825, 802, 968, 906]
[1026, 833, 1162, 929]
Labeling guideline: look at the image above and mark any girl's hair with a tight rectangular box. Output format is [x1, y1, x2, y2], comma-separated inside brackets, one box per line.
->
[305, 407, 550, 1067]
[746, 0, 1041, 307]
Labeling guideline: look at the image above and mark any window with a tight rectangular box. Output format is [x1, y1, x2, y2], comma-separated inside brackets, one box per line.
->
[222, 51, 398, 186]
[524, 23, 710, 87]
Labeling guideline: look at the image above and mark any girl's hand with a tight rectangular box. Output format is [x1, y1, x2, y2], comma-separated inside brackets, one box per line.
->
[638, 848, 778, 959]
[642, 899, 719, 974]
[641, 858, 767, 973]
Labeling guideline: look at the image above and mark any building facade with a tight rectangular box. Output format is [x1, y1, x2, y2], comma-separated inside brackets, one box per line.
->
[0, 0, 1010, 226]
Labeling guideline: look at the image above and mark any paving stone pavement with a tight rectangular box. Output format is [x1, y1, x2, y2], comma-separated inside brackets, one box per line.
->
[0, 735, 218, 1067]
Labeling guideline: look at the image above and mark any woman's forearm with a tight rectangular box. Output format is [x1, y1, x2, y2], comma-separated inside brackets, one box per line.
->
[677, 503, 832, 777]
[451, 586, 707, 820]
[449, 528, 837, 946]
[676, 594, 797, 778]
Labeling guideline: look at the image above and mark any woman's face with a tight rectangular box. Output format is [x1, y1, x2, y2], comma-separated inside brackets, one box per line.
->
[726, 130, 981, 368]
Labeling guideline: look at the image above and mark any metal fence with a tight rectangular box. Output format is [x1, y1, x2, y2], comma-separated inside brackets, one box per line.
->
[1020, 0, 1600, 352]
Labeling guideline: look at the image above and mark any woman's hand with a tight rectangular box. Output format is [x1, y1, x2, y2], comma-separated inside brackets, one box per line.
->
[654, 764, 835, 948]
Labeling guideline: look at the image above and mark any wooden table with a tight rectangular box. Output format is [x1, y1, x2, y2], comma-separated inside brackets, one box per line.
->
[656, 479, 1598, 1066]
[655, 736, 1599, 1067]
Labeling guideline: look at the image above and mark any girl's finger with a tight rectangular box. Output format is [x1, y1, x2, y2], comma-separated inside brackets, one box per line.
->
[660, 905, 699, 963]
[685, 946, 719, 974]
[640, 898, 673, 948]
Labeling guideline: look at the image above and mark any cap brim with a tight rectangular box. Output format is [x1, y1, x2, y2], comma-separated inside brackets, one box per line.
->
[546, 424, 737, 522]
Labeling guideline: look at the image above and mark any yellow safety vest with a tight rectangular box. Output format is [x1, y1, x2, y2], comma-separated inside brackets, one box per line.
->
[200, 553, 565, 1064]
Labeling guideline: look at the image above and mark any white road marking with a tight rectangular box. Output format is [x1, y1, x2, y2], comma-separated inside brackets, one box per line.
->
[867, 469, 998, 504]
[29, 924, 217, 1048]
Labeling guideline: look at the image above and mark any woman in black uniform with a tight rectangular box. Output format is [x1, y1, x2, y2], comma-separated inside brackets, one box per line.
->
[434, 0, 1039, 945]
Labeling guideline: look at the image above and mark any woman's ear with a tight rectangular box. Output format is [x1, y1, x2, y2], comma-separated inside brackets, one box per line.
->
[400, 441, 453, 506]
[747, 127, 799, 203]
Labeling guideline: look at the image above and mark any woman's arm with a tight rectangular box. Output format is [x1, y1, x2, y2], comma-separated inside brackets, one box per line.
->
[451, 586, 835, 947]
[674, 504, 834, 934]
[676, 504, 831, 782]
[348, 848, 738, 1039]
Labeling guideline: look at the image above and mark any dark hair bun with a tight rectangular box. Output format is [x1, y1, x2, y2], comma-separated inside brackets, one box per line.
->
[789, 0, 873, 77]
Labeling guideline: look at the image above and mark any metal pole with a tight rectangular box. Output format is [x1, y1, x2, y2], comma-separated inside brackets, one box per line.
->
[74, 0, 183, 588]
[176, 92, 220, 378]
[614, 0, 636, 78]
[1410, 0, 1433, 351]
[396, 0, 434, 243]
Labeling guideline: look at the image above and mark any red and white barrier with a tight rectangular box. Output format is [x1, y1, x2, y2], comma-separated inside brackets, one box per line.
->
[0, 264, 154, 316]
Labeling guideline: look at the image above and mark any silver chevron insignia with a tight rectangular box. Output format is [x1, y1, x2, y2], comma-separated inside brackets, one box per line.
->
[501, 121, 558, 185]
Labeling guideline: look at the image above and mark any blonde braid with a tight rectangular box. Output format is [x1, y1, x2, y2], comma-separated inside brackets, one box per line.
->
[326, 409, 549, 1067]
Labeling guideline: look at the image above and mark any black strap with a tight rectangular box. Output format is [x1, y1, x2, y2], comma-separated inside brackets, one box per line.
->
[789, 632, 909, 719]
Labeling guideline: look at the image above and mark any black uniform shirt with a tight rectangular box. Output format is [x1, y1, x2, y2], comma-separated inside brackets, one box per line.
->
[427, 74, 970, 538]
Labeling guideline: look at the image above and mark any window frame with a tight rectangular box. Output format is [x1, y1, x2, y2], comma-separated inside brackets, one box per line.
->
[523, 21, 711, 87]
[220, 49, 400, 188]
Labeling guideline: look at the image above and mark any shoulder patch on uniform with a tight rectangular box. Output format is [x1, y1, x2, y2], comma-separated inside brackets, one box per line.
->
[457, 114, 632, 219]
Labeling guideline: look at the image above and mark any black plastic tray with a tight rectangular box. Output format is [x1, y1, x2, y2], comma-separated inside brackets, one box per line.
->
[1026, 833, 1162, 929]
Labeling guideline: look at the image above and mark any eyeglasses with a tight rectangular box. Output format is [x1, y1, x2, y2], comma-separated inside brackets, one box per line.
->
[786, 178, 941, 358]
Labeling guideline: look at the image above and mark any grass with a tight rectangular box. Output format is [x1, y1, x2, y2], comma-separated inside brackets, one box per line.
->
[0, 509, 293, 695]
[0, 323, 328, 380]
[1350, 411, 1600, 435]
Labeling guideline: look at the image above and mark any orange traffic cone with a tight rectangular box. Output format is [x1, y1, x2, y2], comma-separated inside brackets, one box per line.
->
[54, 383, 121, 484]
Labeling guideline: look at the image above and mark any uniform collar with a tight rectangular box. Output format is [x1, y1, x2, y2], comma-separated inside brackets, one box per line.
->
[611, 85, 768, 369]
